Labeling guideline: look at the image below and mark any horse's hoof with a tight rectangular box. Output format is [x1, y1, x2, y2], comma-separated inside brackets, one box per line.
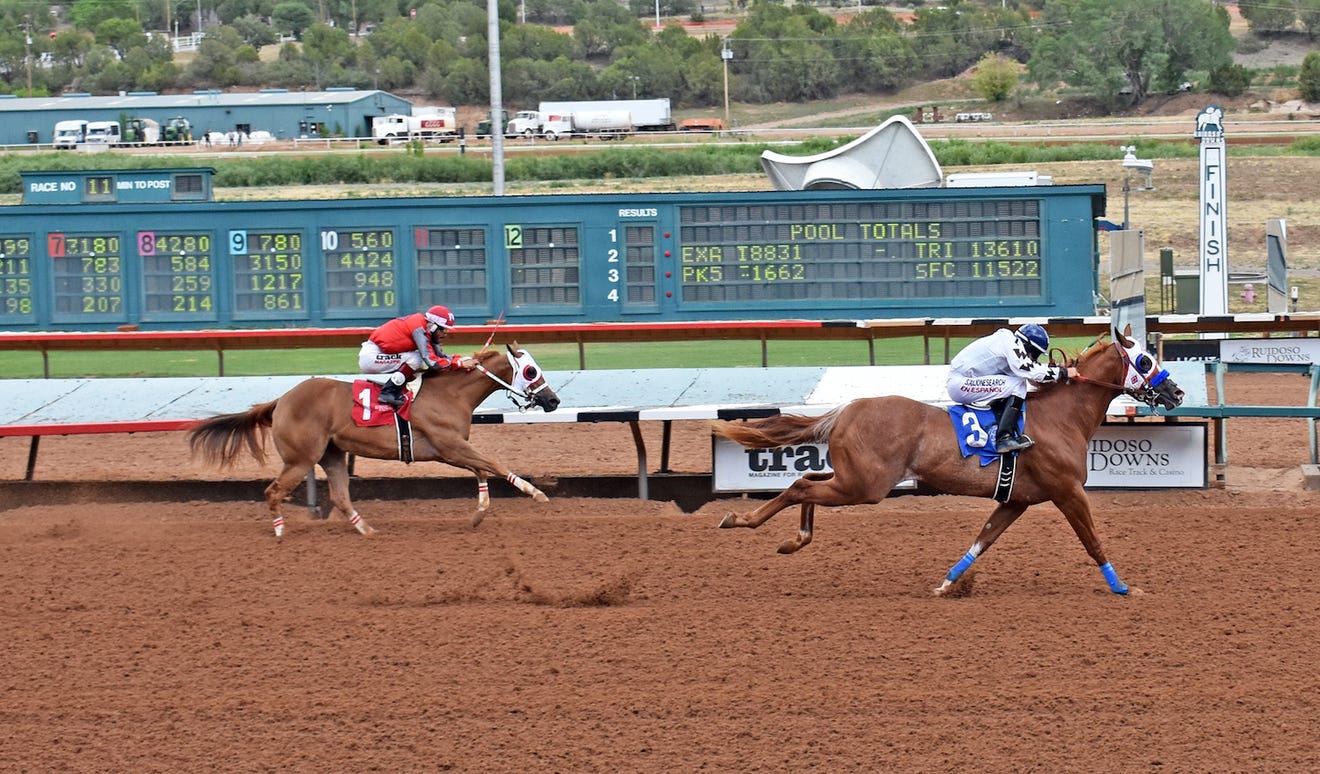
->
[719, 513, 740, 528]
[776, 540, 800, 554]
[532, 491, 549, 503]
[471, 511, 487, 528]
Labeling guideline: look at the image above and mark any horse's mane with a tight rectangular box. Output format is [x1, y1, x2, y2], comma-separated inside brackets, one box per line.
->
[1028, 336, 1111, 399]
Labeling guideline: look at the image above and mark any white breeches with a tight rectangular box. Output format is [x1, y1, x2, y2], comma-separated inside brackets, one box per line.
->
[358, 341, 426, 375]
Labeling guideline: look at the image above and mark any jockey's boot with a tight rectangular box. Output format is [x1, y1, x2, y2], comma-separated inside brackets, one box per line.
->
[994, 395, 1033, 453]
[378, 372, 407, 409]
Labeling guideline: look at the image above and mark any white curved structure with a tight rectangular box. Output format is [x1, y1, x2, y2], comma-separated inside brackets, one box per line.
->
[760, 115, 943, 191]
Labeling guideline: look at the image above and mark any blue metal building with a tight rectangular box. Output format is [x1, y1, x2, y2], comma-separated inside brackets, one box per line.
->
[0, 89, 413, 146]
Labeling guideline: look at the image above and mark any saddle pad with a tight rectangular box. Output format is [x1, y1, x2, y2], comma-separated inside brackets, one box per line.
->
[352, 380, 412, 426]
[947, 404, 1024, 467]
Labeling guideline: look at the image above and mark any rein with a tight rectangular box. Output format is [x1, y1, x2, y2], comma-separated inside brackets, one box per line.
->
[1068, 340, 1167, 407]
[472, 353, 547, 411]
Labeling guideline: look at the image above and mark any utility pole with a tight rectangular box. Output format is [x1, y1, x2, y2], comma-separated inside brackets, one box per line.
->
[722, 39, 732, 129]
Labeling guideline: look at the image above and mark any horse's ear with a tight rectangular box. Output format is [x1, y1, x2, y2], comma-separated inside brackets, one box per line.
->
[1113, 324, 1134, 347]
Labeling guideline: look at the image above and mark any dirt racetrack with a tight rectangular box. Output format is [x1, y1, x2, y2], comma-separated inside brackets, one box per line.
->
[3, 370, 1320, 771]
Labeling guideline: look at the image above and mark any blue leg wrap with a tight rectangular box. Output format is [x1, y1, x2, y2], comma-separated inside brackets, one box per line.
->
[1100, 562, 1129, 595]
[946, 551, 977, 582]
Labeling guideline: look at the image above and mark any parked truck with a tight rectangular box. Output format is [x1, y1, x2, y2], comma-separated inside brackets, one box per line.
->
[509, 109, 633, 141]
[83, 120, 122, 146]
[476, 109, 509, 139]
[372, 106, 459, 144]
[52, 119, 88, 149]
[541, 99, 674, 132]
[505, 98, 674, 139]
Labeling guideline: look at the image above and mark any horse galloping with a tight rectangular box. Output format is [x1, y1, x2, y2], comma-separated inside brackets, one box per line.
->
[187, 342, 560, 538]
[713, 326, 1185, 596]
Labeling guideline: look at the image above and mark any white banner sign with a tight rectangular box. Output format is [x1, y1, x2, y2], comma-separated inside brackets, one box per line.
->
[1219, 337, 1320, 365]
[1087, 423, 1206, 488]
[713, 423, 1206, 492]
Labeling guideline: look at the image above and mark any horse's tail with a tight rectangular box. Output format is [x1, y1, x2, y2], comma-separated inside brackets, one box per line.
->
[713, 408, 840, 449]
[186, 400, 278, 468]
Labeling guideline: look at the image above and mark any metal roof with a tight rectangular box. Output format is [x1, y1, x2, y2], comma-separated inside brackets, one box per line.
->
[0, 89, 396, 114]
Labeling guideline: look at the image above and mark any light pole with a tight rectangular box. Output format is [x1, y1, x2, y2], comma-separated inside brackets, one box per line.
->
[1120, 144, 1154, 229]
[722, 39, 732, 129]
[630, 75, 639, 99]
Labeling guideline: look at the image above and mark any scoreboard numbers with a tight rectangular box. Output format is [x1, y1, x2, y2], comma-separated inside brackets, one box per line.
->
[0, 183, 1106, 330]
[678, 200, 1043, 303]
[322, 227, 396, 312]
[50, 232, 125, 321]
[230, 229, 306, 317]
[507, 225, 580, 307]
[139, 231, 217, 319]
[0, 236, 33, 320]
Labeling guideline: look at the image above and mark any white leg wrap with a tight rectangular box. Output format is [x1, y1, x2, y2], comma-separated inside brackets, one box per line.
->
[507, 472, 548, 502]
[478, 481, 490, 510]
[272, 516, 284, 538]
[349, 510, 369, 535]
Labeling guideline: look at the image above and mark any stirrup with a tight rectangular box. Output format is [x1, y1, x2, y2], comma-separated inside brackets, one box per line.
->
[997, 434, 1034, 453]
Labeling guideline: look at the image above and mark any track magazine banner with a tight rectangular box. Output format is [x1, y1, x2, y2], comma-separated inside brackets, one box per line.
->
[713, 423, 1207, 492]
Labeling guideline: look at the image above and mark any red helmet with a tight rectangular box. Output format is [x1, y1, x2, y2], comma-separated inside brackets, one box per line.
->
[423, 305, 455, 331]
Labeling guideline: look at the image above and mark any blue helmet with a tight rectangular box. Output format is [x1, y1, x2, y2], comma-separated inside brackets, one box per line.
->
[1015, 324, 1049, 359]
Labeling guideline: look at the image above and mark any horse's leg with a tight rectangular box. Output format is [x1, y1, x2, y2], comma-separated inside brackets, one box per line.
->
[720, 472, 834, 530]
[933, 502, 1028, 597]
[264, 461, 314, 538]
[777, 502, 816, 555]
[320, 448, 373, 536]
[472, 473, 491, 527]
[427, 438, 548, 522]
[1053, 486, 1133, 595]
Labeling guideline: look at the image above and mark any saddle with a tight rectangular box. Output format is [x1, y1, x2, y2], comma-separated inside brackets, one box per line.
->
[947, 404, 1021, 503]
[352, 380, 413, 426]
[947, 404, 1026, 465]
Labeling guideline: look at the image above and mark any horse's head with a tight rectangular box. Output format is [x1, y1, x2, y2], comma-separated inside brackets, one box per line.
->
[1079, 325, 1184, 411]
[487, 341, 560, 413]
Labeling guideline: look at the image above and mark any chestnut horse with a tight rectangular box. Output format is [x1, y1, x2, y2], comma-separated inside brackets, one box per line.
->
[713, 327, 1185, 596]
[187, 343, 560, 538]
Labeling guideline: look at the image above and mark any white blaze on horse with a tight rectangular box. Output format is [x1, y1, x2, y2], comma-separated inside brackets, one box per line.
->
[187, 343, 559, 538]
[713, 326, 1185, 596]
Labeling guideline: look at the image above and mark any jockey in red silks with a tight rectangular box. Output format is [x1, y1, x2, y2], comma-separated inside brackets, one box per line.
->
[945, 323, 1077, 453]
[358, 305, 472, 408]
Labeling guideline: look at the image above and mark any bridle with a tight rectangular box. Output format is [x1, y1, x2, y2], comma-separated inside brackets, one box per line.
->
[1068, 338, 1172, 408]
[471, 349, 551, 411]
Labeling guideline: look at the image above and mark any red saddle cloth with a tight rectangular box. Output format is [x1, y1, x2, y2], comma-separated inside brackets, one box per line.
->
[352, 380, 412, 426]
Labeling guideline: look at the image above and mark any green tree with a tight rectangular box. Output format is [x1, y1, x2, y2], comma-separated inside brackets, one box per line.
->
[835, 10, 918, 94]
[186, 24, 244, 86]
[1299, 0, 1320, 38]
[972, 52, 1019, 101]
[1206, 62, 1251, 96]
[1299, 52, 1320, 101]
[94, 18, 146, 58]
[70, 0, 138, 31]
[1238, 0, 1296, 36]
[231, 14, 279, 47]
[271, 0, 316, 38]
[728, 4, 841, 104]
[1028, 0, 1231, 105]
[909, 3, 1009, 79]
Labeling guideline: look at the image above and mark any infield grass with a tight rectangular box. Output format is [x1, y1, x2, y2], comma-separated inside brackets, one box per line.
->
[0, 335, 1103, 378]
